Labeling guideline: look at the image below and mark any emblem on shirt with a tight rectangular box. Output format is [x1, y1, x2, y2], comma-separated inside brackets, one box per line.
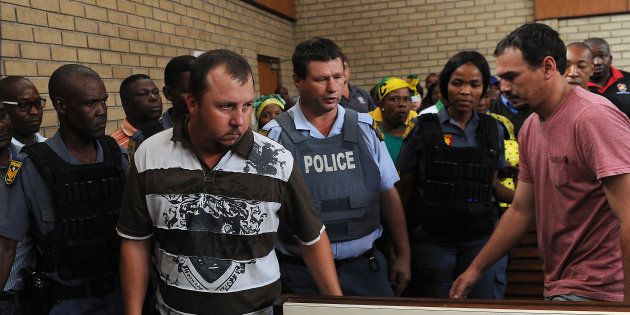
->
[257, 129, 269, 137]
[617, 83, 629, 94]
[357, 96, 366, 104]
[5, 160, 22, 186]
[443, 134, 454, 146]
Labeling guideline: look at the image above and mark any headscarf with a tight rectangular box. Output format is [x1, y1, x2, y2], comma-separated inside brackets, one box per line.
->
[406, 74, 421, 98]
[253, 94, 285, 119]
[373, 77, 412, 104]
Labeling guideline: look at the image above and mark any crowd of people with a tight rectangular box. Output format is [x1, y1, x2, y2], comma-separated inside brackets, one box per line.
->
[0, 22, 629, 315]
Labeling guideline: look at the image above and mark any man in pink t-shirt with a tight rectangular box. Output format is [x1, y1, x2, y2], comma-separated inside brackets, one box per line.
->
[451, 23, 630, 302]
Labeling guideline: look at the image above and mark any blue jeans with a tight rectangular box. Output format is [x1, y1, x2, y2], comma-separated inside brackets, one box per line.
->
[408, 237, 507, 298]
[280, 248, 394, 297]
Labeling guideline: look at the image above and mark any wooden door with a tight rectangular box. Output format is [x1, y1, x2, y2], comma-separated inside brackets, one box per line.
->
[257, 55, 280, 95]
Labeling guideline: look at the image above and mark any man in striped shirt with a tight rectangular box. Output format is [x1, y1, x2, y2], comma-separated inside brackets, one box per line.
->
[117, 49, 341, 315]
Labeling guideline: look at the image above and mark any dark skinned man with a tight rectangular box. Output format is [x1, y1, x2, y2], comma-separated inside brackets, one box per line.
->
[0, 76, 46, 152]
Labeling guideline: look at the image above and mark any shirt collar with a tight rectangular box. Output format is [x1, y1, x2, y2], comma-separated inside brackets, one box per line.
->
[288, 102, 345, 139]
[587, 66, 624, 93]
[121, 118, 138, 137]
[171, 117, 254, 159]
[437, 107, 480, 125]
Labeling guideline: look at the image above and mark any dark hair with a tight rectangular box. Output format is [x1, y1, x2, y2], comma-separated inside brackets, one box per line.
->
[583, 37, 609, 50]
[49, 64, 101, 103]
[494, 22, 567, 74]
[421, 82, 439, 108]
[292, 37, 344, 79]
[439, 51, 491, 103]
[164, 55, 196, 89]
[188, 49, 253, 100]
[119, 74, 151, 104]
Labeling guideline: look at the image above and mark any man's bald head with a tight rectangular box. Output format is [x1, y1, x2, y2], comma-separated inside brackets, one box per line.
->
[565, 42, 594, 89]
[0, 76, 33, 100]
[0, 76, 44, 141]
[49, 64, 102, 105]
[583, 37, 612, 83]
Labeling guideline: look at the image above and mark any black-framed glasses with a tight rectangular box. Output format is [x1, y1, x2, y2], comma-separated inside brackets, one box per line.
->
[1, 99, 46, 112]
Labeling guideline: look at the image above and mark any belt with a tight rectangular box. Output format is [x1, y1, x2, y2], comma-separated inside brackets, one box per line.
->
[276, 248, 376, 268]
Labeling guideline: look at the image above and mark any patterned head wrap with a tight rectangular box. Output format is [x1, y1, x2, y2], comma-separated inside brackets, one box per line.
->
[253, 94, 285, 119]
[406, 74, 420, 97]
[374, 77, 412, 104]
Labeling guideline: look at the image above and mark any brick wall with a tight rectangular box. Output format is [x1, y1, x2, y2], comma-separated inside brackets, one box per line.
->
[294, 0, 630, 93]
[294, 0, 535, 91]
[3, 0, 630, 134]
[0, 0, 295, 135]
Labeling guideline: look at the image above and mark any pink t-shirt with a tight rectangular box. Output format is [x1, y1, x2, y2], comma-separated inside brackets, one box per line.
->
[519, 86, 630, 301]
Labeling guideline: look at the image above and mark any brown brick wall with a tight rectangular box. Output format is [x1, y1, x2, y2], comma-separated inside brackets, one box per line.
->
[0, 0, 295, 136]
[3, 0, 630, 135]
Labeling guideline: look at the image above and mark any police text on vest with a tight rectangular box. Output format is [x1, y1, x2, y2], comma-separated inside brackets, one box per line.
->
[304, 152, 356, 173]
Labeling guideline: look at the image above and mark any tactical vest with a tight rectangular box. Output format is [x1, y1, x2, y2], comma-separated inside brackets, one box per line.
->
[411, 113, 500, 240]
[22, 136, 125, 281]
[275, 110, 381, 243]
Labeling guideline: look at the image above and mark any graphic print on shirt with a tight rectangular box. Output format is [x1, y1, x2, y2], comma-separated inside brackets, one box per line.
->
[159, 193, 268, 290]
[243, 141, 286, 175]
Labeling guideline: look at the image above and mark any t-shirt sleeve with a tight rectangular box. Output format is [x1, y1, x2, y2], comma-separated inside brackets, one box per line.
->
[517, 117, 533, 184]
[279, 165, 324, 245]
[575, 105, 630, 180]
[117, 161, 154, 239]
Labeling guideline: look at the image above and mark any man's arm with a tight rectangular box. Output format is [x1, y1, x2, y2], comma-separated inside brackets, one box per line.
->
[120, 238, 152, 315]
[300, 231, 342, 296]
[0, 237, 17, 289]
[602, 173, 630, 302]
[380, 187, 411, 296]
[450, 180, 535, 299]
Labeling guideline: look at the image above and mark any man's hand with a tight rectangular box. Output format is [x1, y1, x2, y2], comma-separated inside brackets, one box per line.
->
[450, 267, 482, 299]
[387, 247, 410, 296]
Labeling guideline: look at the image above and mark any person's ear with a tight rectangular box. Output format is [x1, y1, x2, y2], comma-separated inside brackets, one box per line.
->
[54, 97, 66, 117]
[163, 86, 173, 102]
[293, 73, 302, 90]
[185, 93, 197, 117]
[542, 56, 557, 79]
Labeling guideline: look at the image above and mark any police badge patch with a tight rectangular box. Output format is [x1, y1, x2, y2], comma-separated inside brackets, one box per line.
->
[5, 160, 22, 186]
[443, 134, 454, 146]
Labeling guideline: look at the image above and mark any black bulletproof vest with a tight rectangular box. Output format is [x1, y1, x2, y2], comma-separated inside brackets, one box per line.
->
[275, 109, 381, 242]
[22, 136, 125, 280]
[411, 113, 500, 240]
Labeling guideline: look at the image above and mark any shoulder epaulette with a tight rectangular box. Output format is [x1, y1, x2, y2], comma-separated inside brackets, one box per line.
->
[5, 159, 23, 186]
[402, 119, 416, 140]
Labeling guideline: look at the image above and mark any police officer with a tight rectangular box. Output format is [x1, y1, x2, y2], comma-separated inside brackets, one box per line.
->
[263, 37, 411, 297]
[17, 64, 128, 314]
[0, 100, 30, 315]
[397, 51, 512, 299]
[0, 76, 47, 151]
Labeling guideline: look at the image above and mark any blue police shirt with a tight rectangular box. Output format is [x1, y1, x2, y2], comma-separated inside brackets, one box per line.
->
[265, 104, 399, 259]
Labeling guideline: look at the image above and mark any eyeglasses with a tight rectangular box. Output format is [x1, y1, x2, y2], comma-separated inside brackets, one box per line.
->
[1, 99, 46, 112]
